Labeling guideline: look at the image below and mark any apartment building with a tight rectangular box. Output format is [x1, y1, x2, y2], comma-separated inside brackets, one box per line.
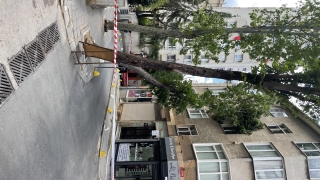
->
[165, 83, 320, 180]
[159, 7, 277, 72]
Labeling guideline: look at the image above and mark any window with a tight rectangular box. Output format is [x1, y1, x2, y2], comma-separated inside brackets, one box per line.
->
[187, 109, 209, 118]
[184, 39, 191, 48]
[201, 55, 209, 63]
[226, 68, 232, 71]
[227, 22, 235, 28]
[218, 54, 225, 62]
[269, 109, 288, 117]
[235, 45, 241, 52]
[234, 54, 243, 61]
[176, 125, 198, 135]
[168, 39, 175, 49]
[209, 88, 226, 95]
[167, 55, 176, 62]
[184, 55, 192, 64]
[221, 124, 236, 134]
[295, 142, 320, 179]
[266, 124, 292, 134]
[243, 68, 247, 72]
[244, 143, 286, 180]
[193, 143, 230, 180]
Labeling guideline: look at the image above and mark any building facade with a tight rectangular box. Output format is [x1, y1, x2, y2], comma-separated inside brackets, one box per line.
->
[166, 83, 320, 180]
[159, 7, 278, 72]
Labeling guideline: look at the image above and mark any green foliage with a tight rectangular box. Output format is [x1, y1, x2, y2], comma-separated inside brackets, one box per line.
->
[139, 18, 154, 26]
[206, 83, 277, 134]
[128, 0, 159, 6]
[145, 71, 206, 113]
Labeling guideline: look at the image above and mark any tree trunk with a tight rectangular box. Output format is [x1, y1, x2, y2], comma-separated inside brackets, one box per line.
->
[106, 21, 319, 38]
[262, 81, 320, 96]
[119, 63, 176, 92]
[108, 52, 320, 95]
[115, 51, 254, 81]
[106, 21, 189, 38]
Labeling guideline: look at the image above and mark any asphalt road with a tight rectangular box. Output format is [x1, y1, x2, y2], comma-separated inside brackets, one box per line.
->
[0, 19, 113, 180]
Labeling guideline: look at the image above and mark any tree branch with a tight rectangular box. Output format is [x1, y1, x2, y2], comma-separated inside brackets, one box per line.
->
[119, 63, 176, 92]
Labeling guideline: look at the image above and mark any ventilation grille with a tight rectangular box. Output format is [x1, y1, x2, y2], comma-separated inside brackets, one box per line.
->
[8, 22, 60, 85]
[0, 64, 14, 104]
[24, 38, 45, 69]
[38, 27, 54, 54]
[119, 9, 129, 14]
[8, 50, 33, 84]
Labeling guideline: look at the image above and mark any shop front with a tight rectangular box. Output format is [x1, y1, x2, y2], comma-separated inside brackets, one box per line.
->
[114, 137, 179, 180]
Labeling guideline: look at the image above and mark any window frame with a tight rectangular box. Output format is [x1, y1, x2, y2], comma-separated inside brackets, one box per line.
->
[294, 142, 320, 179]
[187, 109, 209, 118]
[176, 125, 198, 136]
[266, 123, 292, 134]
[220, 124, 237, 134]
[168, 39, 176, 49]
[244, 143, 286, 180]
[227, 21, 235, 28]
[193, 143, 230, 180]
[234, 54, 243, 61]
[269, 108, 288, 117]
[218, 54, 226, 62]
[201, 55, 209, 63]
[184, 54, 192, 64]
[208, 88, 226, 96]
[167, 54, 176, 62]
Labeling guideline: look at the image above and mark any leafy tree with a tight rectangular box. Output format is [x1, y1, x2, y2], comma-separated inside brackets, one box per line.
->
[145, 71, 207, 113]
[100, 0, 320, 124]
[206, 83, 276, 134]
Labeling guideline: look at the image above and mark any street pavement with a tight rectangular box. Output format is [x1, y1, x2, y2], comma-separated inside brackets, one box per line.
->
[0, 0, 119, 179]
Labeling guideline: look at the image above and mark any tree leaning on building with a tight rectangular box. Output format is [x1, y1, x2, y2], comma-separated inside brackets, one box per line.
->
[105, 0, 320, 133]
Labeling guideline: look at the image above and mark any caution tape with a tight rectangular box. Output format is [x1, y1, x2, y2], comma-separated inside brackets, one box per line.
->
[110, 0, 118, 180]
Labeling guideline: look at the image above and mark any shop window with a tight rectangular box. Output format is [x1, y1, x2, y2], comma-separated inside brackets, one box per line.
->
[244, 143, 286, 180]
[295, 142, 320, 179]
[187, 109, 209, 118]
[193, 143, 230, 180]
[266, 124, 292, 134]
[269, 109, 288, 117]
[176, 125, 198, 135]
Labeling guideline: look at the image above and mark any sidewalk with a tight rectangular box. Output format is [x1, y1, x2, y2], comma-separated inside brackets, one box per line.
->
[98, 74, 121, 180]
[60, 1, 122, 180]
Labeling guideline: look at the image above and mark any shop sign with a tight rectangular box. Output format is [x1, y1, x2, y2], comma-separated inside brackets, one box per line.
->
[152, 130, 159, 137]
[164, 137, 179, 180]
[116, 143, 130, 161]
[180, 167, 185, 177]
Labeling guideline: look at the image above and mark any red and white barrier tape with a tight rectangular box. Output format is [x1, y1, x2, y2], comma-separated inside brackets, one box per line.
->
[111, 1, 118, 180]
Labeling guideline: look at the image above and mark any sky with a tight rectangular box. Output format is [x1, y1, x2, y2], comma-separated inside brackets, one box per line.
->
[223, 0, 304, 7]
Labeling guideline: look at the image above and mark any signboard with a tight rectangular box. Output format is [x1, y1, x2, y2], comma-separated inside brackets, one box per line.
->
[180, 167, 185, 177]
[152, 130, 159, 137]
[116, 143, 130, 161]
[164, 137, 179, 180]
